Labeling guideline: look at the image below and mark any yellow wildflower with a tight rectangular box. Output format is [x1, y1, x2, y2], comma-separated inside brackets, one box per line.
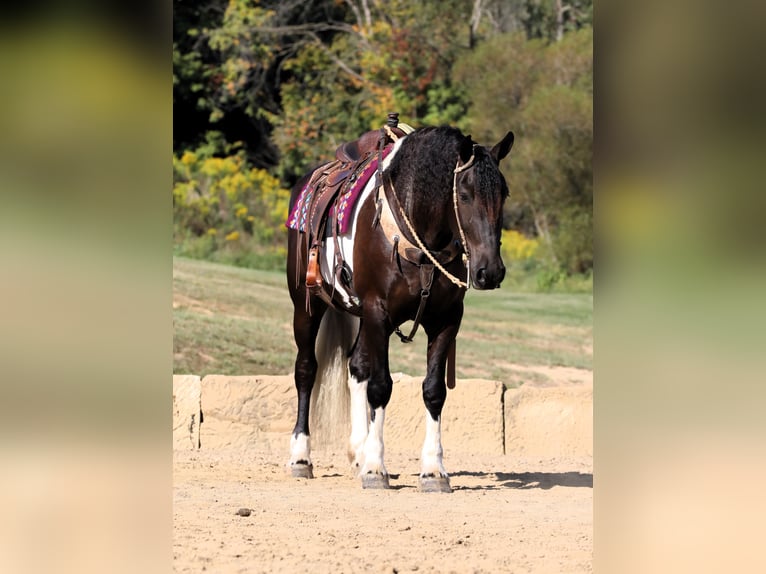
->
[501, 230, 539, 261]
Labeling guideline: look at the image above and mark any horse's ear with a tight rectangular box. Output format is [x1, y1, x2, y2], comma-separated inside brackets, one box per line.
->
[491, 131, 515, 164]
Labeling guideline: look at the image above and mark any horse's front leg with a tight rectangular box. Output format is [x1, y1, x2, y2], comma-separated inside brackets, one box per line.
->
[420, 311, 463, 493]
[347, 363, 369, 473]
[349, 307, 392, 489]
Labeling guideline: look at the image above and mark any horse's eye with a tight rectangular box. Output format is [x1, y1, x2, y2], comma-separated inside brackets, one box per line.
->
[459, 192, 470, 203]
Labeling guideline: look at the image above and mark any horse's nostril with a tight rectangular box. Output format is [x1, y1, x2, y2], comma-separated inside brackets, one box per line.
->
[476, 267, 487, 287]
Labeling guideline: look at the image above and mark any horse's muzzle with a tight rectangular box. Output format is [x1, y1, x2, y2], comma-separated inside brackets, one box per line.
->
[473, 263, 505, 290]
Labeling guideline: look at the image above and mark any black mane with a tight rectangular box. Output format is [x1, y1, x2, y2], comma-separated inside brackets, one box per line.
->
[385, 126, 508, 206]
[386, 127, 464, 205]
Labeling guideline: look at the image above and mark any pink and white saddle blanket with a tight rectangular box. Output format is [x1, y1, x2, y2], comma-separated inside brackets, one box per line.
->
[285, 138, 405, 310]
[286, 144, 394, 235]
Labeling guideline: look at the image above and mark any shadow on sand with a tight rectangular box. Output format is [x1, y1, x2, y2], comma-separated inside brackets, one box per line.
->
[449, 470, 592, 491]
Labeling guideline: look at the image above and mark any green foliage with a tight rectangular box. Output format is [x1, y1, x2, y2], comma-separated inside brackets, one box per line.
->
[521, 0, 593, 41]
[267, 6, 473, 182]
[172, 0, 593, 288]
[455, 27, 592, 276]
[266, 40, 375, 181]
[203, 1, 278, 122]
[172, 139, 289, 270]
[500, 228, 592, 293]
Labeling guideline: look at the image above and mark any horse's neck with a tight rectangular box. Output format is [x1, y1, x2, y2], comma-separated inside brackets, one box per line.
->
[407, 192, 454, 251]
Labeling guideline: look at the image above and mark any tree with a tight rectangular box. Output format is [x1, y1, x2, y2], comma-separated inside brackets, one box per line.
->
[173, 0, 343, 168]
[455, 27, 592, 273]
[262, 0, 478, 182]
[521, 0, 592, 42]
[173, 0, 593, 277]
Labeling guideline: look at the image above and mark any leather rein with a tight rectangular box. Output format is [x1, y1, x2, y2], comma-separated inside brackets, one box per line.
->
[382, 145, 477, 290]
[379, 145, 478, 343]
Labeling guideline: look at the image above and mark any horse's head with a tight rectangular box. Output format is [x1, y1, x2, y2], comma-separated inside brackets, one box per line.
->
[454, 131, 515, 290]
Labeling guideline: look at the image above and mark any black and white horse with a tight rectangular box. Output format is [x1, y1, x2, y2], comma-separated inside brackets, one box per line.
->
[286, 126, 514, 491]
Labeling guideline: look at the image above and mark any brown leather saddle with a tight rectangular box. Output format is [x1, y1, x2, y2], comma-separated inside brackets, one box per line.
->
[301, 119, 407, 313]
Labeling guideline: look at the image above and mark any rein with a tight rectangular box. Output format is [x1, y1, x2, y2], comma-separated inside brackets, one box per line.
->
[452, 145, 477, 286]
[384, 146, 477, 291]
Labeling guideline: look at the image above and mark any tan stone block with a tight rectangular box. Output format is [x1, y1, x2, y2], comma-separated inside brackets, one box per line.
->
[173, 375, 201, 450]
[199, 375, 295, 452]
[195, 374, 505, 457]
[385, 375, 505, 456]
[504, 382, 593, 457]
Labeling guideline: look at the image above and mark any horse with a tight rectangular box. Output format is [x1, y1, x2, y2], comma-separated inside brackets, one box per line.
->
[285, 124, 514, 492]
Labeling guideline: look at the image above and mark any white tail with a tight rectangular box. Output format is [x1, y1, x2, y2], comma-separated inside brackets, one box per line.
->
[309, 309, 360, 450]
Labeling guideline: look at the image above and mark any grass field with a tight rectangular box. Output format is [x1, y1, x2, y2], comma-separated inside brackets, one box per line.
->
[173, 257, 592, 385]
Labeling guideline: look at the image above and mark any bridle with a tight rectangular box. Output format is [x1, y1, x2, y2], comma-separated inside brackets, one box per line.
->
[451, 144, 477, 289]
[385, 145, 477, 290]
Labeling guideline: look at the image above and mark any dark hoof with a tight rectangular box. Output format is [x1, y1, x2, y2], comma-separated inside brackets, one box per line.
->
[361, 473, 390, 489]
[419, 475, 452, 493]
[290, 463, 314, 479]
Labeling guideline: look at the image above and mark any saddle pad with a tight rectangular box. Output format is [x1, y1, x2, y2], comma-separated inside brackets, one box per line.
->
[286, 144, 392, 234]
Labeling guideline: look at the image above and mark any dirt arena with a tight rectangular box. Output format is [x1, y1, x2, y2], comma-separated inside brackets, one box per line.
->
[173, 371, 592, 573]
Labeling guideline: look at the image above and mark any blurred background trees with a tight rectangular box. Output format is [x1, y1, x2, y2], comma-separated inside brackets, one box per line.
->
[173, 0, 592, 290]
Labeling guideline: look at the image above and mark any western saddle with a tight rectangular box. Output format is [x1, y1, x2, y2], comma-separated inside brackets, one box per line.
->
[301, 113, 411, 313]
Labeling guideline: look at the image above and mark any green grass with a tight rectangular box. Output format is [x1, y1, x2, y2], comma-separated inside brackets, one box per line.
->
[173, 257, 592, 384]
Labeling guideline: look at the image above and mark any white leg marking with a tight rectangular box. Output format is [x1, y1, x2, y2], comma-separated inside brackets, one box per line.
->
[361, 407, 387, 477]
[420, 411, 448, 478]
[348, 375, 369, 470]
[289, 432, 311, 466]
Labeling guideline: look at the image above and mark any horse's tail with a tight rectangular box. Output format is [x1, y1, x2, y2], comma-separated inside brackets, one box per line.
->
[310, 308, 360, 450]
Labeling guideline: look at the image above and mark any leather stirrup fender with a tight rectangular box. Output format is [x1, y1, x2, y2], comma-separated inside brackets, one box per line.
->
[306, 245, 322, 289]
[447, 339, 456, 389]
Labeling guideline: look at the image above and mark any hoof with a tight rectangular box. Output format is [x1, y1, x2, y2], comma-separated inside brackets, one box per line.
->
[290, 463, 314, 479]
[419, 475, 452, 493]
[361, 472, 390, 489]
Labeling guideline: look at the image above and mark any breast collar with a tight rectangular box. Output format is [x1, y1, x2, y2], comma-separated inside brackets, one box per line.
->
[377, 189, 464, 268]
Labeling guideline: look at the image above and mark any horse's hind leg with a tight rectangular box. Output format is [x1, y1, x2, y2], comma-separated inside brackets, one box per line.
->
[419, 314, 463, 493]
[289, 300, 326, 478]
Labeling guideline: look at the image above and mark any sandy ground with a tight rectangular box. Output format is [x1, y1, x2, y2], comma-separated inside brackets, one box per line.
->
[173, 449, 591, 574]
[173, 372, 592, 573]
